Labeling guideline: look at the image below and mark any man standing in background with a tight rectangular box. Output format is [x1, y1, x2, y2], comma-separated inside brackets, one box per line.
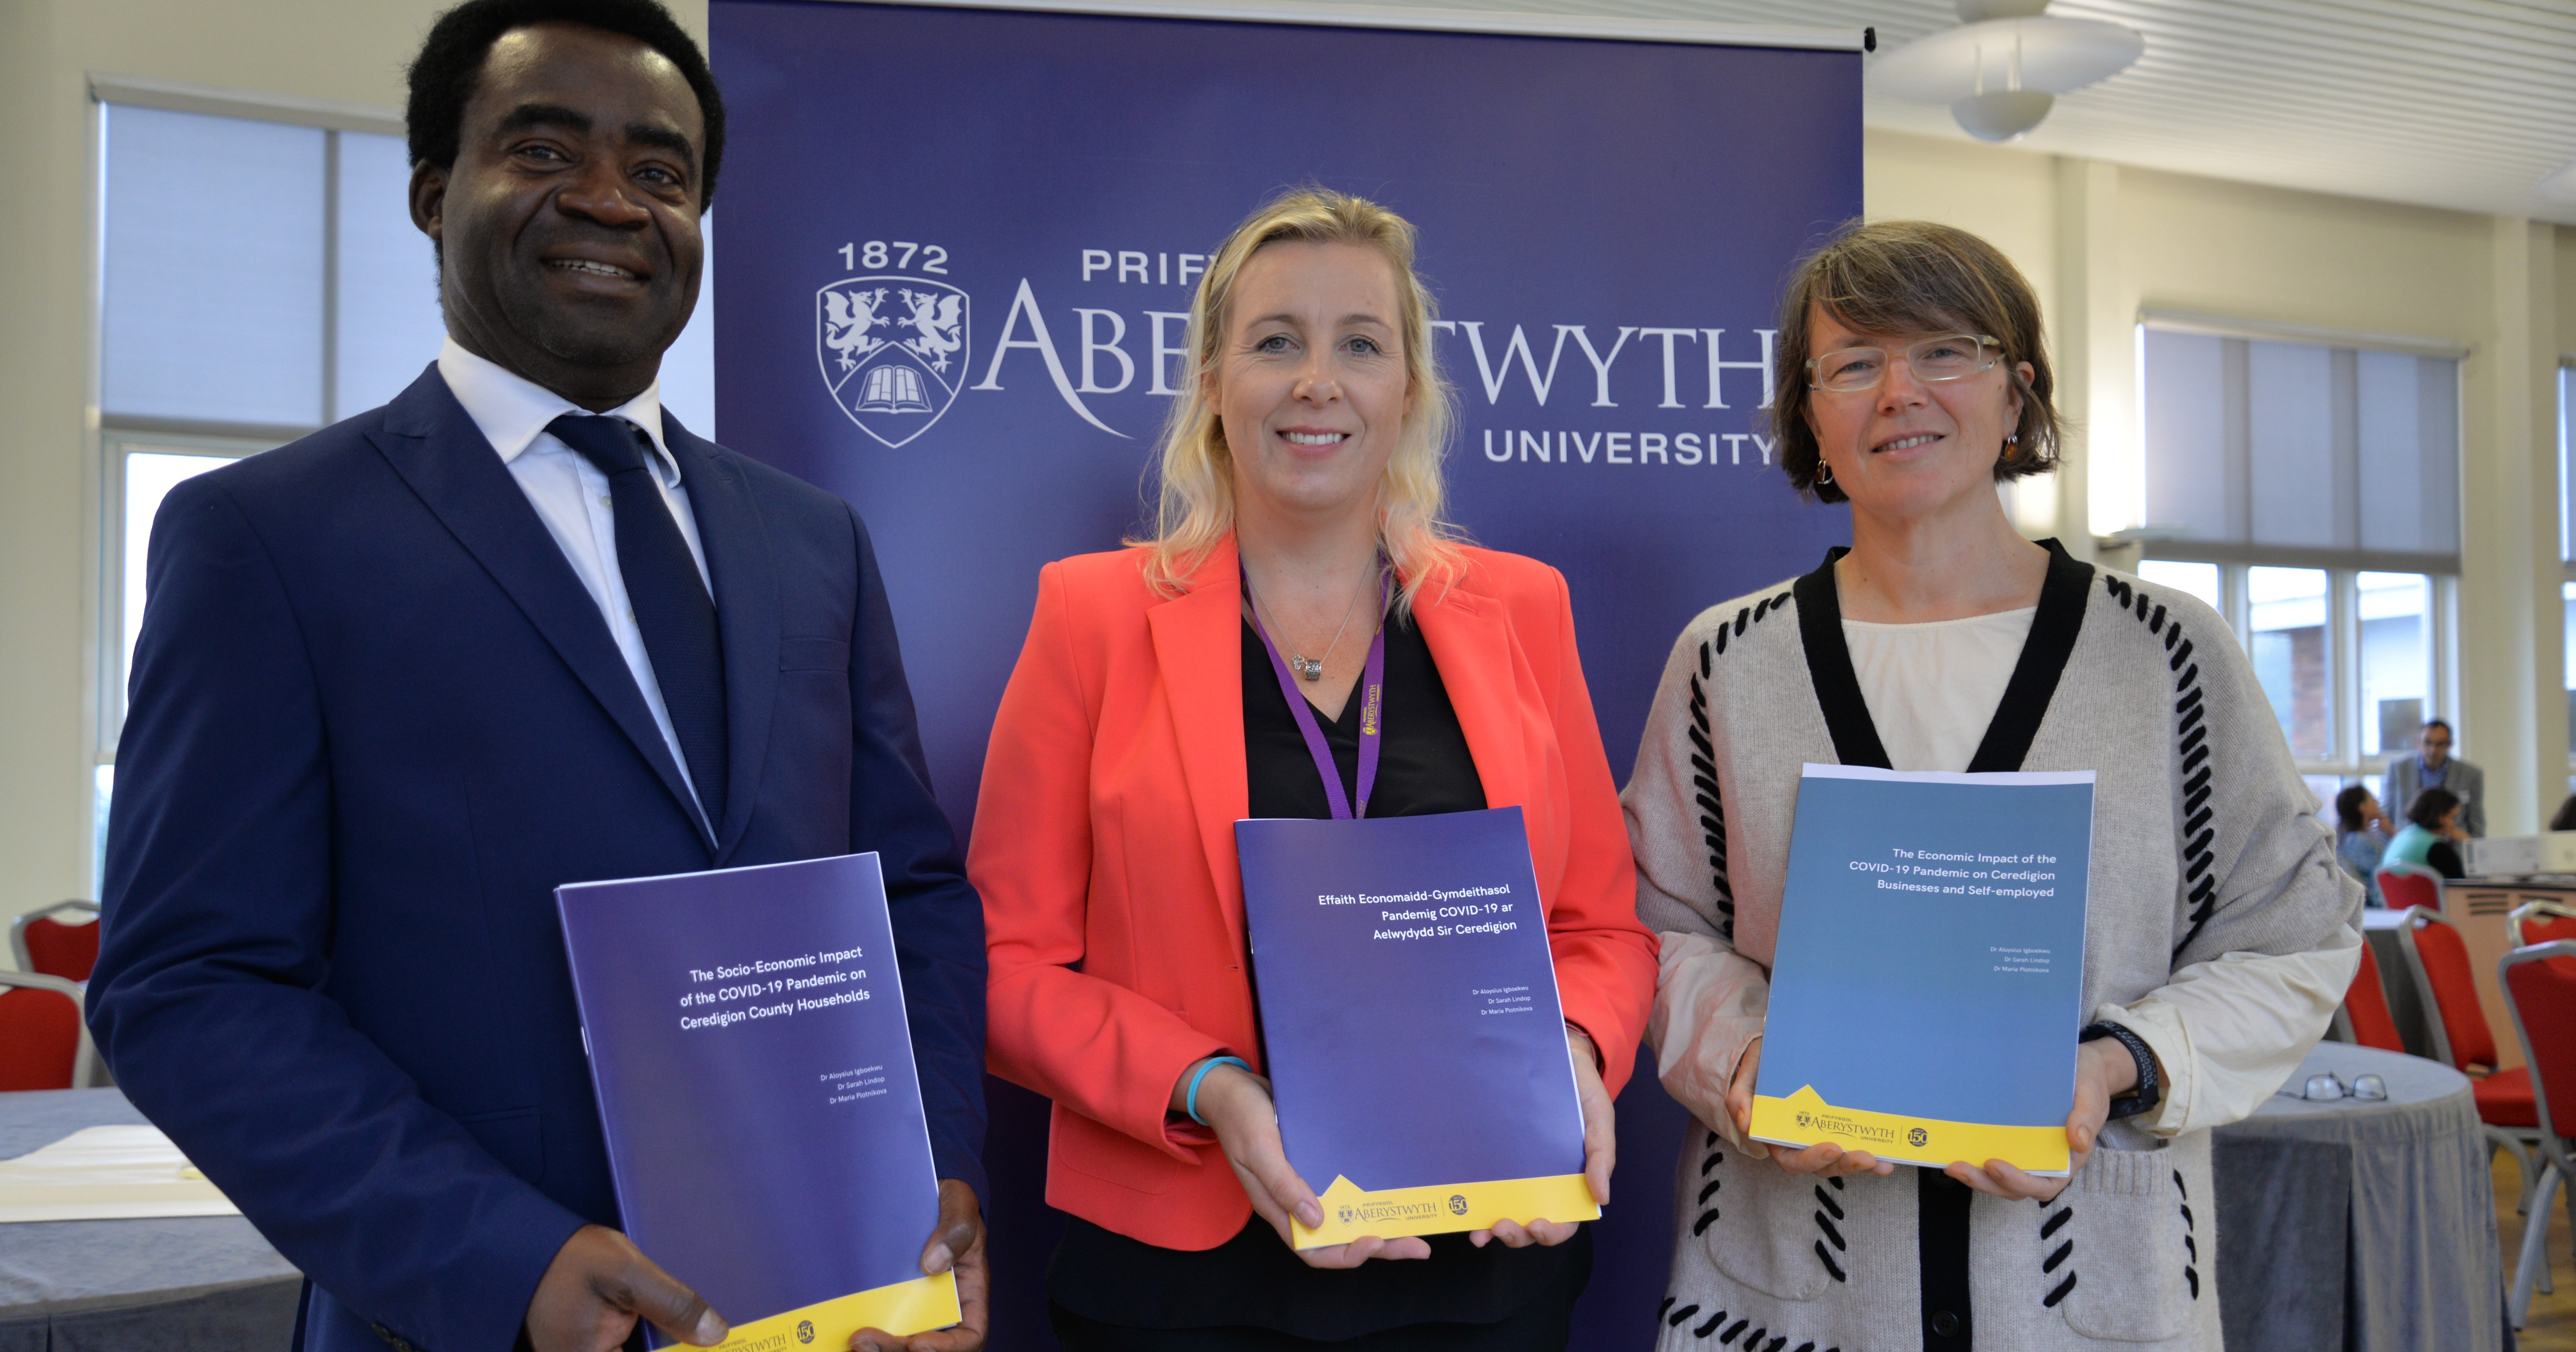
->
[2386, 718, 2485, 839]
[85, 3, 989, 1349]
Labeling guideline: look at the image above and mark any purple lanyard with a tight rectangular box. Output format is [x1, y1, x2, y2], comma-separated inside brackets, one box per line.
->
[1245, 565, 1389, 820]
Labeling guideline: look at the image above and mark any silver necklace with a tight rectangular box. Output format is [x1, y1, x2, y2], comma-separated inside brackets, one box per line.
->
[1250, 566, 1373, 681]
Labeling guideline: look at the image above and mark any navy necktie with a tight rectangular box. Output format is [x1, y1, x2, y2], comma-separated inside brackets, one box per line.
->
[549, 414, 727, 834]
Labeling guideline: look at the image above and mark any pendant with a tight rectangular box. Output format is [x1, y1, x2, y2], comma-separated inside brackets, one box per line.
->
[1295, 657, 1323, 682]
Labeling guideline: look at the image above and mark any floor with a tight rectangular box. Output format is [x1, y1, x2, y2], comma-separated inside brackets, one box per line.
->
[2502, 1152, 2576, 1350]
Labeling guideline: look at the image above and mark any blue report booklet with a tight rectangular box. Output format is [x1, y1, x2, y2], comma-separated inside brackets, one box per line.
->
[1749, 764, 2096, 1175]
[1237, 807, 1595, 1248]
[555, 853, 958, 1347]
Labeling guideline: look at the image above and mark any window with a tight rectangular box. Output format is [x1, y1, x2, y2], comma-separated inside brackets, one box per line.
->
[2250, 566, 2331, 760]
[2137, 559, 2220, 612]
[89, 87, 714, 886]
[2561, 363, 2575, 788]
[2136, 318, 2461, 799]
[2140, 327, 2459, 563]
[2357, 572, 2429, 760]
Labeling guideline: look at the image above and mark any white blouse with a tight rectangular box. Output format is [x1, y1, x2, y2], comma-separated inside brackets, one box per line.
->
[1841, 606, 2037, 772]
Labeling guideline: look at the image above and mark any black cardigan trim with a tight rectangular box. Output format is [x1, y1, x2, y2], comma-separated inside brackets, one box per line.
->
[1966, 540, 2094, 773]
[1793, 551, 1893, 770]
[1791, 539, 2094, 775]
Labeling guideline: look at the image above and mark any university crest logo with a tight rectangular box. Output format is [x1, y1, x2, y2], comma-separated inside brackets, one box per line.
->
[1795, 1111, 1811, 1128]
[817, 276, 970, 448]
[1338, 1206, 1355, 1225]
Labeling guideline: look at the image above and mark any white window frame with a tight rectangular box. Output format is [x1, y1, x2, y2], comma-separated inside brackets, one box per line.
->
[2137, 560, 2455, 792]
[88, 76, 404, 892]
[2133, 311, 2467, 801]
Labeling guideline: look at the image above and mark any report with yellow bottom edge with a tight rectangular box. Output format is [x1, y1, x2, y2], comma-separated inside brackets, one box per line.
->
[1751, 765, 2095, 1177]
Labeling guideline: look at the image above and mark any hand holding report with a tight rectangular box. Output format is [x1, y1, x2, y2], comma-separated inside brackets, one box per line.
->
[1748, 765, 2097, 1177]
[1236, 807, 1599, 1250]
[556, 853, 963, 1350]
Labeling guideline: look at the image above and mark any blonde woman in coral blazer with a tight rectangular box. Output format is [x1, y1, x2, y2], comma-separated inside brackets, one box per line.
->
[972, 189, 1656, 1349]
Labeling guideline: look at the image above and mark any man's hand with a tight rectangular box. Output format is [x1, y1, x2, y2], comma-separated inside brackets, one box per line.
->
[1188, 1060, 1432, 1268]
[1948, 1036, 2139, 1202]
[851, 1178, 987, 1352]
[1472, 1026, 1612, 1249]
[525, 1224, 726, 1352]
[1726, 1037, 1895, 1181]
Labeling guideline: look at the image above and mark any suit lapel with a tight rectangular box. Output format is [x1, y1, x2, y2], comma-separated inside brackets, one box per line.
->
[369, 367, 711, 849]
[1415, 573, 1534, 816]
[665, 416, 780, 864]
[1146, 537, 1253, 957]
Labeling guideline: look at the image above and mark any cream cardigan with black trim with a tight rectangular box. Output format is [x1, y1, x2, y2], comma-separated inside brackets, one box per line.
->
[1623, 543, 2362, 1352]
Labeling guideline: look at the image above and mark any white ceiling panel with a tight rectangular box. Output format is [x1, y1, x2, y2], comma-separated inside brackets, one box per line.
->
[1349, 0, 2576, 224]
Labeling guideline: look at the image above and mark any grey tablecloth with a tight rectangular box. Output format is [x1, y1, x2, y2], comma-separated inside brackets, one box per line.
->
[2213, 1042, 2502, 1352]
[0, 1089, 299, 1352]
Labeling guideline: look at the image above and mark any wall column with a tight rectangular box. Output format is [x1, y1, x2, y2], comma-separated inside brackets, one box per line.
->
[2459, 216, 2561, 836]
[2052, 156, 2128, 566]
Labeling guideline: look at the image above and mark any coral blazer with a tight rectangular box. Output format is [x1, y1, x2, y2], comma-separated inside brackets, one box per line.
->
[973, 533, 1657, 1251]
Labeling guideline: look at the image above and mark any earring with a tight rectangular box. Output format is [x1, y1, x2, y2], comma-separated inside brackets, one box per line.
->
[2003, 433, 2020, 460]
[1815, 460, 1835, 486]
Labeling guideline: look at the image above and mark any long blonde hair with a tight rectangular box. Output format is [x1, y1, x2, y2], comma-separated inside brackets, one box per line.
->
[1133, 187, 1465, 612]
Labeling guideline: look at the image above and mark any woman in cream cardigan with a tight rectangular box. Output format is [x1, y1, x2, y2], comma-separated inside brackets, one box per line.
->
[1623, 221, 2360, 1351]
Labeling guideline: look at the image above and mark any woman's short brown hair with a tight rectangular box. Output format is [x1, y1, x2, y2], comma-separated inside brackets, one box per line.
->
[1769, 219, 2061, 504]
[2407, 787, 2461, 832]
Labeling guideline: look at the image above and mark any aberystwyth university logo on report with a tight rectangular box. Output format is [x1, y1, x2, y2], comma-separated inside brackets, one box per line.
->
[817, 269, 970, 449]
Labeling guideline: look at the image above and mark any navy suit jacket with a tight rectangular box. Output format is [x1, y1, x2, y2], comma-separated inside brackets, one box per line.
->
[88, 366, 987, 1352]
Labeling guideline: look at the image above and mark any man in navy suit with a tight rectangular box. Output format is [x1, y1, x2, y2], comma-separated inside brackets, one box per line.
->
[86, 3, 988, 1349]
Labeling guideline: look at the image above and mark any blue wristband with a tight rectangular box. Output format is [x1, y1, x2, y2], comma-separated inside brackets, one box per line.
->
[1186, 1056, 1249, 1126]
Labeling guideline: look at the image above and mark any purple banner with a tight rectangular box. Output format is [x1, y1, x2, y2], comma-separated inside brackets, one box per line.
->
[710, 2, 1857, 1343]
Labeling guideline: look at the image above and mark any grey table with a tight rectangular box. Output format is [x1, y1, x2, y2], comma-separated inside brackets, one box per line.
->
[2213, 1042, 2503, 1352]
[0, 1089, 299, 1352]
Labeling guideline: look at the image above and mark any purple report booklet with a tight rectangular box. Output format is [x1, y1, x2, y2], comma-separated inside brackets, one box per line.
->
[1237, 807, 1596, 1248]
[556, 852, 958, 1346]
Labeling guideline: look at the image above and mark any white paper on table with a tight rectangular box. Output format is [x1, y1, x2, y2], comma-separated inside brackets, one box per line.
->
[0, 1124, 240, 1222]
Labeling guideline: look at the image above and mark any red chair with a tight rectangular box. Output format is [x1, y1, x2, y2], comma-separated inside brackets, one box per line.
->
[2392, 907, 2546, 1210]
[0, 971, 94, 1091]
[2514, 900, 2576, 949]
[2501, 941, 2576, 1326]
[11, 899, 100, 983]
[2338, 941, 2407, 1053]
[2377, 864, 2444, 915]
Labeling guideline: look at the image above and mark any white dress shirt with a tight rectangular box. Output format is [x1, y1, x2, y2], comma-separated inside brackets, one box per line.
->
[438, 338, 713, 812]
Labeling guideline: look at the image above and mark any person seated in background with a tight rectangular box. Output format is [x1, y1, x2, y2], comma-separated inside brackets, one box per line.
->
[2384, 787, 2469, 880]
[2335, 784, 2390, 906]
[2384, 719, 2483, 837]
[2551, 794, 2576, 834]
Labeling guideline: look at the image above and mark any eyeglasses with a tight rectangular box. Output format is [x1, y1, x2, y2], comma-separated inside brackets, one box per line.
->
[2280, 1072, 2388, 1102]
[1807, 334, 2000, 394]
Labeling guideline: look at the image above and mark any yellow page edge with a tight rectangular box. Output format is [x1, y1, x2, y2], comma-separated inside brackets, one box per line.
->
[1292, 1172, 1599, 1249]
[1749, 1084, 2070, 1177]
[708, 1270, 959, 1350]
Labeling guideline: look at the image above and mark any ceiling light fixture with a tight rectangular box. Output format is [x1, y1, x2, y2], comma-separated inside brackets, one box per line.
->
[2541, 160, 2576, 204]
[1871, 0, 2144, 143]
